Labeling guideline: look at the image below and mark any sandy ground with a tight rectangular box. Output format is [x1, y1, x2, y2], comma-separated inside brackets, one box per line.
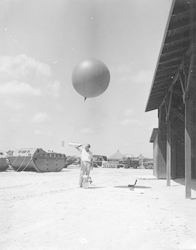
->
[0, 167, 196, 250]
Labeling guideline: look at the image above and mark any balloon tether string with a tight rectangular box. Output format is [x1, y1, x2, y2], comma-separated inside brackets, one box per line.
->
[69, 98, 86, 143]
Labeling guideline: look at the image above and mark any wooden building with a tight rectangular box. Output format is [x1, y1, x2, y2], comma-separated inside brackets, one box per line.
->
[145, 0, 196, 198]
[149, 128, 167, 179]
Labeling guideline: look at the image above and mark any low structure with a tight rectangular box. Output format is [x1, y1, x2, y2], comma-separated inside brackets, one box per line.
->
[150, 128, 166, 178]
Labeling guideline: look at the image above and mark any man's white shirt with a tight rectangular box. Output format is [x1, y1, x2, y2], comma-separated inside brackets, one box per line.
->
[80, 148, 93, 162]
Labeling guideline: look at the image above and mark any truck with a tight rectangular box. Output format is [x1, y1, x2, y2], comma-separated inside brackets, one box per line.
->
[93, 155, 108, 168]
[143, 158, 153, 169]
[117, 157, 141, 169]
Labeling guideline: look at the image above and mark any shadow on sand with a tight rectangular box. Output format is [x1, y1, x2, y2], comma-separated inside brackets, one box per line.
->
[61, 169, 72, 172]
[173, 178, 196, 192]
[87, 186, 105, 189]
[114, 185, 151, 189]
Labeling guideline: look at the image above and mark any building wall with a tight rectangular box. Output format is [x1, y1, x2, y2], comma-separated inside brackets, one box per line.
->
[156, 63, 196, 180]
[157, 106, 167, 179]
[153, 133, 158, 177]
[171, 116, 185, 178]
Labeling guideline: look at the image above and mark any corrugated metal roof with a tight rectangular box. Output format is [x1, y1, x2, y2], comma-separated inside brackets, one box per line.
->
[145, 0, 196, 112]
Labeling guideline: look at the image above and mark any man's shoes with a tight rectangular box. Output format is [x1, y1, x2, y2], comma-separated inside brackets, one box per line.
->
[88, 177, 93, 184]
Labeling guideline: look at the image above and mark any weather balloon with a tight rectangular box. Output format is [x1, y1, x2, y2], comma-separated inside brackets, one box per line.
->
[72, 58, 110, 98]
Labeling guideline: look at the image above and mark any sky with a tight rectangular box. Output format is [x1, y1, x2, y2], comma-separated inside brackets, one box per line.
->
[0, 0, 172, 158]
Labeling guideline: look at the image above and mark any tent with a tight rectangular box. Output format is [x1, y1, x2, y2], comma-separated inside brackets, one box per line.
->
[138, 153, 145, 159]
[109, 150, 124, 161]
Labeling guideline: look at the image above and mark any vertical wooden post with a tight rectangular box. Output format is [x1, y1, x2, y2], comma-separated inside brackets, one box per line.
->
[185, 96, 192, 199]
[166, 119, 171, 186]
[158, 106, 167, 179]
[171, 141, 176, 179]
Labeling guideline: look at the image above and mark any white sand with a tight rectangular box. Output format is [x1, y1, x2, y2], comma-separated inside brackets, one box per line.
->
[0, 167, 196, 250]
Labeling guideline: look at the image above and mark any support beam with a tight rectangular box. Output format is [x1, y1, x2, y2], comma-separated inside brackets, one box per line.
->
[160, 72, 180, 109]
[179, 73, 186, 103]
[157, 44, 196, 112]
[184, 48, 195, 198]
[166, 120, 172, 186]
[171, 107, 185, 122]
[185, 51, 195, 99]
[166, 86, 173, 121]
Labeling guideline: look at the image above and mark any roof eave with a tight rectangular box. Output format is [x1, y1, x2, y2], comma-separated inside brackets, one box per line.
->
[145, 0, 176, 112]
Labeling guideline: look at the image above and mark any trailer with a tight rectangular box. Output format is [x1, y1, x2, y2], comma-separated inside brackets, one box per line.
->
[8, 148, 66, 172]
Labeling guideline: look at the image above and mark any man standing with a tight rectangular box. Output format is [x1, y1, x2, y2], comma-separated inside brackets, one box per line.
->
[76, 143, 93, 187]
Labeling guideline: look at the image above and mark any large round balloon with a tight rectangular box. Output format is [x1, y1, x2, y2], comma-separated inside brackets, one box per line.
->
[72, 58, 110, 98]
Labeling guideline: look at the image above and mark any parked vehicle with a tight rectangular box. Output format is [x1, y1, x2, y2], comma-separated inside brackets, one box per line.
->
[117, 157, 141, 169]
[143, 159, 153, 169]
[8, 148, 66, 172]
[116, 160, 127, 168]
[64, 156, 77, 168]
[93, 155, 107, 167]
[129, 157, 141, 169]
[71, 157, 81, 165]
[125, 157, 141, 169]
[0, 152, 9, 172]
